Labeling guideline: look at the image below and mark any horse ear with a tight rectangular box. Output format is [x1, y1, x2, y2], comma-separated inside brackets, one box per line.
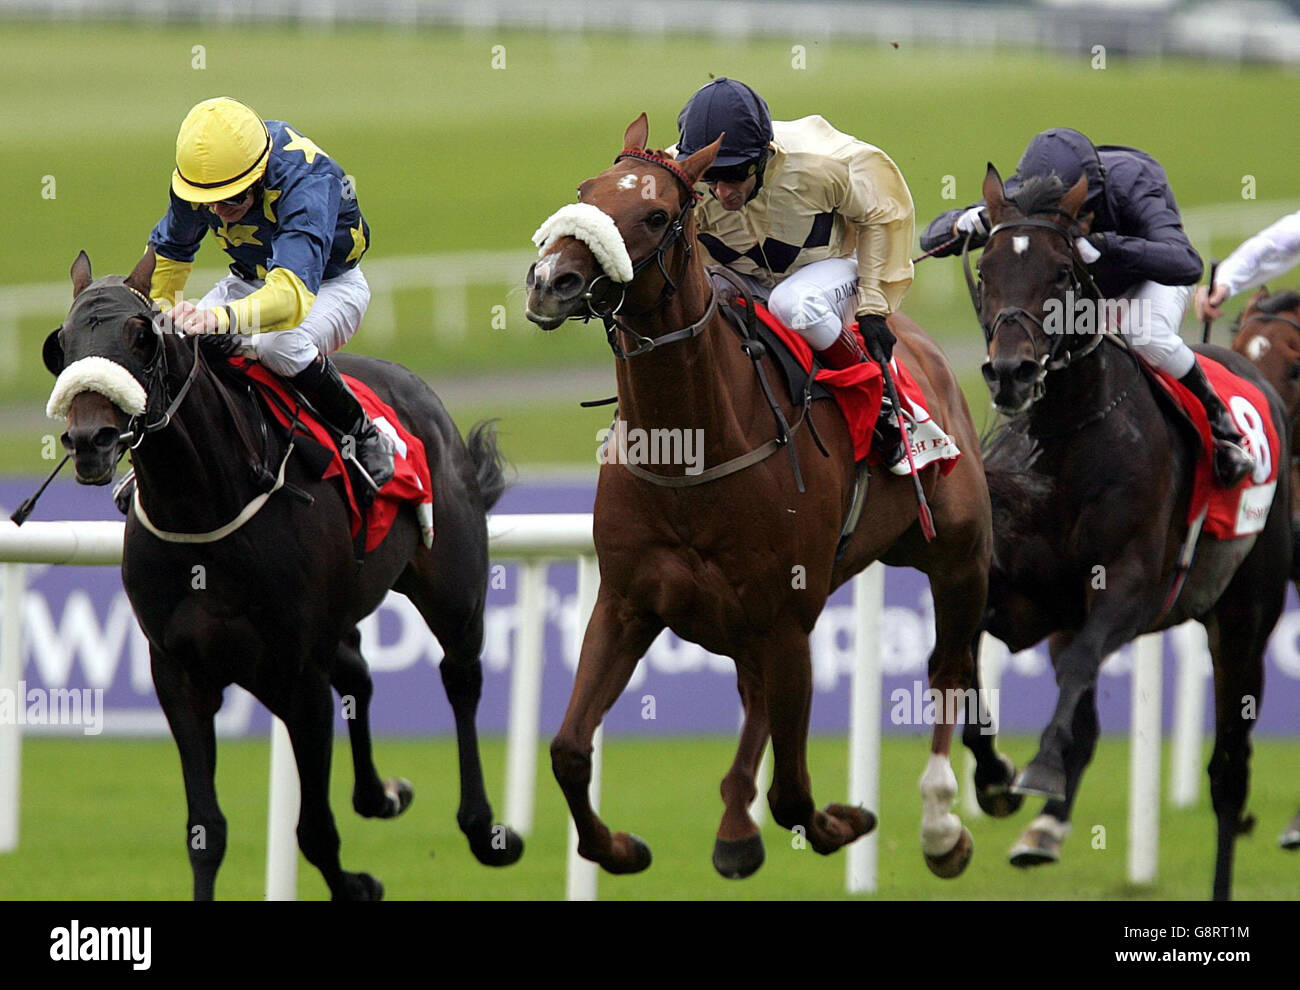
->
[678, 134, 723, 186]
[42, 327, 65, 376]
[126, 245, 157, 299]
[70, 251, 92, 299]
[982, 163, 1008, 216]
[1248, 285, 1270, 311]
[623, 113, 649, 151]
[1060, 173, 1089, 219]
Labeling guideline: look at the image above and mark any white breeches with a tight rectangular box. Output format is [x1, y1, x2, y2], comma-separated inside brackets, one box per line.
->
[1106, 280, 1195, 378]
[198, 266, 371, 377]
[765, 257, 861, 351]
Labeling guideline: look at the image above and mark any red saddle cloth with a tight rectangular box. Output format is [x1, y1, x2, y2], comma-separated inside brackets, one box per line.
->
[748, 302, 962, 473]
[234, 359, 434, 552]
[1147, 354, 1279, 539]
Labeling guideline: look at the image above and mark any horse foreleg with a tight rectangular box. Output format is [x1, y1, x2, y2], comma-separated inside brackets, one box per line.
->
[332, 627, 413, 821]
[284, 666, 382, 900]
[550, 592, 662, 874]
[962, 632, 1023, 818]
[713, 661, 769, 879]
[764, 626, 874, 856]
[151, 650, 226, 901]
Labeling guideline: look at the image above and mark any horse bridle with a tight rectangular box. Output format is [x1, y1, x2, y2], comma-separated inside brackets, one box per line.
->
[964, 211, 1105, 401]
[112, 287, 205, 449]
[1241, 310, 1300, 338]
[587, 149, 715, 360]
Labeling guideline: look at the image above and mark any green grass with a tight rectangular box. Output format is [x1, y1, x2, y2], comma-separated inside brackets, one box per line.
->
[4, 25, 1300, 473]
[2, 735, 1297, 900]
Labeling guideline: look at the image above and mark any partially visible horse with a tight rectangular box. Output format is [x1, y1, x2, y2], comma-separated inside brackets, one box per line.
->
[525, 114, 993, 880]
[963, 164, 1292, 899]
[44, 250, 523, 899]
[1229, 287, 1300, 852]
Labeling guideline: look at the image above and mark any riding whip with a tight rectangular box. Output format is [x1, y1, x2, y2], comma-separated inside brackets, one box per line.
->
[1202, 260, 1219, 344]
[877, 356, 936, 542]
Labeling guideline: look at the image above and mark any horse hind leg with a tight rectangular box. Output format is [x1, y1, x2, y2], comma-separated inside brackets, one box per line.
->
[712, 662, 770, 880]
[151, 650, 227, 900]
[331, 626, 412, 820]
[397, 558, 522, 867]
[1281, 807, 1300, 850]
[763, 625, 874, 857]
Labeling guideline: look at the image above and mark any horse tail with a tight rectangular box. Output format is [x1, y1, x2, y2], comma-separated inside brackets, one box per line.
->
[466, 419, 509, 511]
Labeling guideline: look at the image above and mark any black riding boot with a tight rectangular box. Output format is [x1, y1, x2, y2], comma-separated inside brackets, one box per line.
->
[814, 325, 907, 471]
[292, 356, 396, 494]
[1177, 361, 1255, 487]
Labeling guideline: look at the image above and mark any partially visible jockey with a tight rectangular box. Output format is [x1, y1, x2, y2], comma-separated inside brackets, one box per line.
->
[147, 96, 395, 494]
[1194, 209, 1300, 321]
[670, 78, 916, 470]
[920, 127, 1254, 487]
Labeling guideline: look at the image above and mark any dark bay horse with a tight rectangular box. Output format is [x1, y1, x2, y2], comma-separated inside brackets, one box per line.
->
[1229, 287, 1300, 851]
[44, 250, 523, 899]
[524, 114, 992, 880]
[963, 164, 1292, 899]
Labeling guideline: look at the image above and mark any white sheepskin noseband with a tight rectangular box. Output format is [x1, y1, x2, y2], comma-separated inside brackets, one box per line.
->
[532, 203, 634, 284]
[47, 356, 148, 420]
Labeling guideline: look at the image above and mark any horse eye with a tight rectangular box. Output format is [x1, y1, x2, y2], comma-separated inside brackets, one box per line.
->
[646, 210, 669, 229]
[1289, 363, 1300, 382]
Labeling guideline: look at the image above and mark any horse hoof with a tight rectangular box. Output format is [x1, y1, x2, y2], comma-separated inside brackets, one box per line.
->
[924, 826, 973, 879]
[824, 803, 877, 842]
[975, 754, 1025, 818]
[712, 833, 765, 879]
[469, 825, 526, 867]
[603, 832, 653, 875]
[1009, 815, 1068, 868]
[334, 871, 384, 901]
[1280, 822, 1300, 850]
[1011, 760, 1067, 802]
[380, 778, 414, 819]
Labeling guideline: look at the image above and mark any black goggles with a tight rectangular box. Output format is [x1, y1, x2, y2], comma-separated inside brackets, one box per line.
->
[214, 183, 260, 207]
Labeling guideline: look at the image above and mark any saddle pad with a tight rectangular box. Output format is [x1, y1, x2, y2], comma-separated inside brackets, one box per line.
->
[1147, 354, 1279, 539]
[233, 359, 435, 552]
[744, 301, 962, 474]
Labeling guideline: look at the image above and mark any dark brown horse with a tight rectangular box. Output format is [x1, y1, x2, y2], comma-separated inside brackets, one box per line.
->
[524, 114, 992, 880]
[963, 164, 1292, 899]
[44, 250, 523, 899]
[1229, 287, 1300, 852]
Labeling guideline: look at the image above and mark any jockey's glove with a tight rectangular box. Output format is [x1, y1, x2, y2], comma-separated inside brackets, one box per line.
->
[1075, 233, 1105, 264]
[857, 313, 896, 363]
[955, 206, 990, 239]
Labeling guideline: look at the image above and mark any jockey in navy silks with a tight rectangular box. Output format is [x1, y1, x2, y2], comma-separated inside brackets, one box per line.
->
[921, 127, 1255, 487]
[147, 97, 395, 493]
[670, 78, 916, 470]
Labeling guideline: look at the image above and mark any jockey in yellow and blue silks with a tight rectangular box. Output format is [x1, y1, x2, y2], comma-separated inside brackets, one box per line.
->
[147, 96, 394, 492]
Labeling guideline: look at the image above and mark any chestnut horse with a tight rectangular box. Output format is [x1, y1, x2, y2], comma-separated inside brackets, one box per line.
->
[1229, 287, 1300, 852]
[524, 114, 992, 881]
[963, 164, 1292, 899]
[44, 251, 523, 899]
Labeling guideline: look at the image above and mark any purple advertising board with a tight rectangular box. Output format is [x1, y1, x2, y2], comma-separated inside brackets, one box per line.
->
[3, 477, 1300, 738]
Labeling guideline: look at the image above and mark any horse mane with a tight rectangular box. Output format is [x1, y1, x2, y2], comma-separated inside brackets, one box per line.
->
[982, 421, 1054, 546]
[1009, 174, 1068, 218]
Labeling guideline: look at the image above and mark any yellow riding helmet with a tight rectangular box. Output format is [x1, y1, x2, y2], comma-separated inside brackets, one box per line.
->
[172, 97, 271, 203]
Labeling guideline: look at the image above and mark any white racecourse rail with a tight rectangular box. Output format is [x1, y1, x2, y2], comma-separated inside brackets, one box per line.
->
[0, 516, 1202, 898]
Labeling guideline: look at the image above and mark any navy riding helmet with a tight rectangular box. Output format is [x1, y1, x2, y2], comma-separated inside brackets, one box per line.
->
[675, 77, 774, 186]
[1004, 127, 1107, 207]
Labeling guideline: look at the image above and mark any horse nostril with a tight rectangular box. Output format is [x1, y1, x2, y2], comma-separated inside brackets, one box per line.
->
[553, 272, 584, 301]
[61, 432, 74, 453]
[980, 361, 999, 388]
[1013, 359, 1042, 385]
[525, 263, 537, 291]
[93, 426, 120, 451]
